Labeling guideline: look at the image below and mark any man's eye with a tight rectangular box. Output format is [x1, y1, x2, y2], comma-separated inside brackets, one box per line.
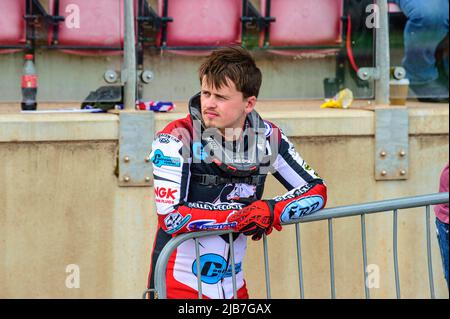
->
[202, 92, 210, 97]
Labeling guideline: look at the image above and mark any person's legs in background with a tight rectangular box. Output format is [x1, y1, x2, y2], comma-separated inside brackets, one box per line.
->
[436, 218, 449, 291]
[394, 0, 449, 102]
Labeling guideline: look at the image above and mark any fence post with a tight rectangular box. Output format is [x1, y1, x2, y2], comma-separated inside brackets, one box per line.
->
[123, 0, 136, 110]
[361, 214, 370, 299]
[425, 206, 436, 299]
[295, 224, 305, 299]
[263, 234, 271, 299]
[328, 219, 336, 299]
[194, 238, 203, 299]
[375, 0, 390, 105]
[393, 209, 401, 298]
[229, 233, 238, 299]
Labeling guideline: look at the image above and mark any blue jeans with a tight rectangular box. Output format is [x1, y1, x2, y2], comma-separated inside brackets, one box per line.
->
[392, 0, 449, 84]
[436, 218, 449, 291]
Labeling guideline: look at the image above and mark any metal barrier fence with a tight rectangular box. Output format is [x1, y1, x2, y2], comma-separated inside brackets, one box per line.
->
[144, 192, 449, 299]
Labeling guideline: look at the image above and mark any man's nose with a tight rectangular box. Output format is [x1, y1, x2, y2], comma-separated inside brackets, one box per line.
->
[204, 96, 217, 109]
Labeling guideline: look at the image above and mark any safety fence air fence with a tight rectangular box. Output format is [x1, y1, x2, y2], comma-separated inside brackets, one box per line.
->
[143, 192, 449, 299]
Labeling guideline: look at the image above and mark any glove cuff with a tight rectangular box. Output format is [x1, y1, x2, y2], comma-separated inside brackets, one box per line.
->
[265, 199, 283, 229]
[264, 199, 276, 226]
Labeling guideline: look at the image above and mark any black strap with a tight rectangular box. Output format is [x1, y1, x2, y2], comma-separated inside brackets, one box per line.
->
[191, 173, 266, 186]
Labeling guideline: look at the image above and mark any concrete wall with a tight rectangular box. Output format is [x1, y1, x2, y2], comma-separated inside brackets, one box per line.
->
[0, 113, 155, 298]
[0, 104, 448, 298]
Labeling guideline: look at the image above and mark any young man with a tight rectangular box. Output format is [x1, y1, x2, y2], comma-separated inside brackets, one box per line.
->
[147, 46, 327, 299]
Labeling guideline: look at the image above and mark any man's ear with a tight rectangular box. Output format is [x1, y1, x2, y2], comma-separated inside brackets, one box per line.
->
[245, 96, 257, 114]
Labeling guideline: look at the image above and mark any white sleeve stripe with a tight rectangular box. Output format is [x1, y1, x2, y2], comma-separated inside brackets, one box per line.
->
[274, 154, 308, 189]
[278, 133, 320, 182]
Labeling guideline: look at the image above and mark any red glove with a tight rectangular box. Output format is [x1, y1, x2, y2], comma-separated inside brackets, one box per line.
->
[228, 200, 282, 241]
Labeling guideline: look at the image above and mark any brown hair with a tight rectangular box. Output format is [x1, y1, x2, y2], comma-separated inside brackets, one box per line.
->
[199, 46, 262, 98]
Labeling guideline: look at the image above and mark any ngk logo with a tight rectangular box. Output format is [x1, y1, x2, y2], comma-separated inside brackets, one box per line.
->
[155, 187, 178, 200]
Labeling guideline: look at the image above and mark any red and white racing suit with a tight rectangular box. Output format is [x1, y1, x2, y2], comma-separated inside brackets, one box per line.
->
[147, 97, 327, 299]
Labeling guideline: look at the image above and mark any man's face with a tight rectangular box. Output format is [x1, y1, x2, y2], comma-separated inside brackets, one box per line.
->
[200, 76, 256, 136]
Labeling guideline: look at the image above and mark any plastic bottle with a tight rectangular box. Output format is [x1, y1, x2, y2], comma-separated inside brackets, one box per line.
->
[320, 88, 354, 109]
[21, 54, 38, 111]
